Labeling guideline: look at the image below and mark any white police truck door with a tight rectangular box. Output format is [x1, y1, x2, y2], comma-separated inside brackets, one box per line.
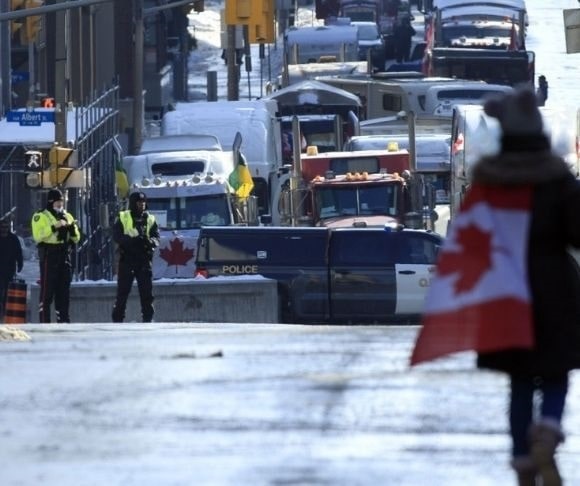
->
[394, 232, 441, 315]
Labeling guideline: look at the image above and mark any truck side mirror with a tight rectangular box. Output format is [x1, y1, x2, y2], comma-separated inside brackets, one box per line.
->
[425, 184, 437, 209]
[404, 211, 423, 229]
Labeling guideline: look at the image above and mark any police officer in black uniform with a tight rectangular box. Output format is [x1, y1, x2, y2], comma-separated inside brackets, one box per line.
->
[0, 218, 23, 321]
[31, 189, 81, 323]
[112, 191, 160, 323]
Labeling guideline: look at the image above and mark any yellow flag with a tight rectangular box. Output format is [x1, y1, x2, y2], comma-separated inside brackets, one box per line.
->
[228, 153, 254, 198]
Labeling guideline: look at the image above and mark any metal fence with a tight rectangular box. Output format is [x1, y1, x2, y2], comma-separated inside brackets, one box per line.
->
[71, 84, 121, 281]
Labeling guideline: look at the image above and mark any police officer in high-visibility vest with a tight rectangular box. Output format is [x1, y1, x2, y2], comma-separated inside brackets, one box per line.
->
[112, 191, 159, 323]
[31, 189, 81, 323]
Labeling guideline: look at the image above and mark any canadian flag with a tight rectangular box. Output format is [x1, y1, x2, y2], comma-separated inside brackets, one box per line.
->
[410, 184, 535, 365]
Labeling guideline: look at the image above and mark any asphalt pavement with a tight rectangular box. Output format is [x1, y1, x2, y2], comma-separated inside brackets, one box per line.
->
[2, 323, 580, 486]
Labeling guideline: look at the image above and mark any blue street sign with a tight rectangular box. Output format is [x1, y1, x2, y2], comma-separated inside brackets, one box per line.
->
[6, 110, 55, 126]
[11, 71, 30, 84]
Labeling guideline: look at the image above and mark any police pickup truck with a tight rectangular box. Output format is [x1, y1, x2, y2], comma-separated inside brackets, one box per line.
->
[195, 226, 443, 324]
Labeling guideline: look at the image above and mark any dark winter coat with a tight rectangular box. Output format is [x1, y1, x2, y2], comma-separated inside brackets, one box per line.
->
[113, 210, 160, 266]
[475, 136, 580, 378]
[394, 23, 415, 49]
[0, 232, 23, 281]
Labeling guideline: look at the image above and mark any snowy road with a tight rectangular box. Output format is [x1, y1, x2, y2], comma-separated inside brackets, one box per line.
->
[2, 324, 580, 486]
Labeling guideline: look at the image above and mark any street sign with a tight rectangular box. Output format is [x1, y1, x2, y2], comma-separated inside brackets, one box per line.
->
[6, 110, 55, 126]
[564, 9, 580, 54]
[11, 71, 30, 84]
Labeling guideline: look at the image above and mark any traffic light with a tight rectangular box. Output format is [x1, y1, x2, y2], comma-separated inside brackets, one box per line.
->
[225, 0, 275, 43]
[23, 0, 43, 44]
[24, 149, 45, 188]
[225, 0, 252, 25]
[48, 145, 76, 186]
[248, 0, 275, 43]
[10, 0, 26, 43]
[24, 150, 44, 172]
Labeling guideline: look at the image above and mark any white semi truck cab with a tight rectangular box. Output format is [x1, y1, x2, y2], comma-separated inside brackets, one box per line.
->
[123, 135, 259, 278]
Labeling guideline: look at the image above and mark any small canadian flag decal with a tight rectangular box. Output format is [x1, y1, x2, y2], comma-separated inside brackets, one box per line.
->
[159, 238, 195, 267]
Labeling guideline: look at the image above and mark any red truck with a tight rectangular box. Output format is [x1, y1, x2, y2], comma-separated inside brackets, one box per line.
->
[272, 146, 435, 229]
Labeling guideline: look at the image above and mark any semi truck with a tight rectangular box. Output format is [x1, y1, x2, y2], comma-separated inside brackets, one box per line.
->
[449, 104, 580, 221]
[271, 141, 437, 230]
[161, 100, 283, 218]
[123, 134, 258, 279]
[421, 1, 533, 87]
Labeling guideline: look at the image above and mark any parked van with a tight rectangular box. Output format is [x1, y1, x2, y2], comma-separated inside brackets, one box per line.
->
[195, 226, 443, 323]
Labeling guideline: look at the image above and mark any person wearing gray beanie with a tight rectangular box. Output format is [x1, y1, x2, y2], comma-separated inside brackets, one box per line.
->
[473, 88, 580, 485]
[412, 88, 580, 486]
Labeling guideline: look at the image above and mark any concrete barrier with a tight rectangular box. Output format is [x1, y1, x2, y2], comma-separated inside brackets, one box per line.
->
[28, 277, 279, 323]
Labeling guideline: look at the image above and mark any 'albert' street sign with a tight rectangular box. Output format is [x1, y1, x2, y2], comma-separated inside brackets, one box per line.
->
[6, 110, 55, 126]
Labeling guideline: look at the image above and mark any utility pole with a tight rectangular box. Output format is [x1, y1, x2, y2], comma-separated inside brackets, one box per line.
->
[54, 0, 70, 146]
[132, 0, 144, 154]
[0, 0, 11, 115]
[226, 24, 238, 101]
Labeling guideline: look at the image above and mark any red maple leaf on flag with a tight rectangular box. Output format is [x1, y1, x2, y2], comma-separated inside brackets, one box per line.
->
[159, 238, 195, 267]
[437, 224, 493, 294]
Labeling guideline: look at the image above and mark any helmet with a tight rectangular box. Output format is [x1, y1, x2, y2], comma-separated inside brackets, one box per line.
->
[129, 191, 147, 211]
[47, 188, 64, 206]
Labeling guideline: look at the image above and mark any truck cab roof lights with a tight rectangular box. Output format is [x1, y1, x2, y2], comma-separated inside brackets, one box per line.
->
[388, 222, 405, 231]
[345, 172, 369, 181]
[141, 177, 151, 187]
[153, 176, 162, 186]
[192, 174, 201, 183]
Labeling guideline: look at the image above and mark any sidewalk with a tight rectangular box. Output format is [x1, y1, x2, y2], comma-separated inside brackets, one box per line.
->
[2, 323, 580, 485]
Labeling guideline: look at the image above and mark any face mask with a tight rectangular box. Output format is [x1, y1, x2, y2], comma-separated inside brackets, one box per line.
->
[54, 206, 64, 214]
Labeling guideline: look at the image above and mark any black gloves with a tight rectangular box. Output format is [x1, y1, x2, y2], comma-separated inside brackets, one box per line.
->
[57, 225, 69, 242]
[132, 235, 153, 253]
[141, 236, 154, 251]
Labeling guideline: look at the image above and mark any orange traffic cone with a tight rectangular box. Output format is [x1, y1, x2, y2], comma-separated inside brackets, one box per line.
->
[4, 279, 27, 324]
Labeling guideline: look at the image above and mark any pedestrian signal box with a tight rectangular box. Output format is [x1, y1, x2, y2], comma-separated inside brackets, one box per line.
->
[24, 150, 44, 172]
[41, 97, 55, 108]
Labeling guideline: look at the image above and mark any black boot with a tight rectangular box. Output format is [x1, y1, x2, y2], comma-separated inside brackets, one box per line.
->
[529, 421, 564, 486]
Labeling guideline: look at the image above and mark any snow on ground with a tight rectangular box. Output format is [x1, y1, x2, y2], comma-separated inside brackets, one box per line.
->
[186, 1, 324, 101]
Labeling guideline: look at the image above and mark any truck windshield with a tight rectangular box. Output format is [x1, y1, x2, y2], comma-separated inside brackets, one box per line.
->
[314, 184, 399, 220]
[441, 25, 514, 44]
[433, 57, 530, 85]
[146, 195, 231, 230]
